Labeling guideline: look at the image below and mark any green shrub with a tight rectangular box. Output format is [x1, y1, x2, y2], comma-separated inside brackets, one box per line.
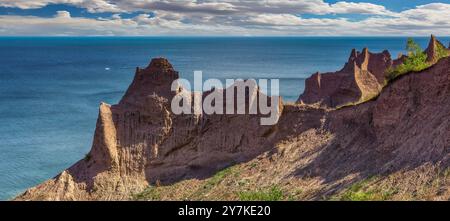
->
[387, 38, 429, 81]
[238, 186, 284, 201]
[185, 166, 238, 200]
[203, 166, 236, 189]
[437, 43, 450, 60]
[133, 186, 161, 200]
[335, 176, 396, 201]
[339, 182, 376, 201]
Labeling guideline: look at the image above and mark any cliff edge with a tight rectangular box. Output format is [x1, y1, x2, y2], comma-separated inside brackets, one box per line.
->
[298, 35, 449, 108]
[16, 58, 283, 200]
[16, 38, 450, 201]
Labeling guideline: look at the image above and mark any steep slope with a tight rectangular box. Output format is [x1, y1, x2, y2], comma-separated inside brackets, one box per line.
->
[16, 44, 450, 201]
[299, 35, 449, 108]
[133, 56, 450, 201]
[16, 58, 283, 200]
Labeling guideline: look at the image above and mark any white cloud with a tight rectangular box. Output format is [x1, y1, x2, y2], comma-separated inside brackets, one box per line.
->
[55, 10, 71, 18]
[0, 0, 124, 13]
[0, 1, 449, 36]
[111, 13, 121, 19]
[0, 0, 394, 15]
[329, 2, 393, 15]
[247, 14, 303, 26]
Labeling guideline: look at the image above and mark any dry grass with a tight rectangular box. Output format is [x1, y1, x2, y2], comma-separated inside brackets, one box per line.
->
[133, 156, 450, 201]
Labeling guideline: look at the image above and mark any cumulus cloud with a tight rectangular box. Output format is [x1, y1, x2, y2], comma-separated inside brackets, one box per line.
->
[0, 13, 134, 36]
[247, 14, 303, 26]
[0, 0, 124, 13]
[55, 10, 71, 18]
[0, 1, 449, 36]
[329, 1, 393, 15]
[0, 0, 394, 15]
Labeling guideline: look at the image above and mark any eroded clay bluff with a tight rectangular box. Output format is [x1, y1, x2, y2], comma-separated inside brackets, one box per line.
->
[16, 39, 450, 201]
[15, 58, 284, 200]
[298, 35, 450, 108]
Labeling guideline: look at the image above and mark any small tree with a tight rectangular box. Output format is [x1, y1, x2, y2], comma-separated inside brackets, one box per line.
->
[387, 38, 429, 81]
[406, 38, 423, 56]
[403, 38, 428, 72]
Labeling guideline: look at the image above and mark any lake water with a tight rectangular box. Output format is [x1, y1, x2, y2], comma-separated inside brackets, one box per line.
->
[0, 36, 448, 200]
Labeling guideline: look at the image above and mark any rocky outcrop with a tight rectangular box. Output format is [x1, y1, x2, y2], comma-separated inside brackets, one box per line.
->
[16, 42, 450, 201]
[16, 58, 283, 200]
[298, 48, 391, 108]
[298, 35, 450, 108]
[134, 57, 450, 201]
[425, 35, 448, 63]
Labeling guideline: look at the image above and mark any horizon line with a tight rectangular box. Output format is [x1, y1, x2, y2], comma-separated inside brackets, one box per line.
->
[0, 35, 448, 38]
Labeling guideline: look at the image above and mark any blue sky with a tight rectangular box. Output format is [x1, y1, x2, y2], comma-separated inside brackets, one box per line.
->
[0, 0, 449, 36]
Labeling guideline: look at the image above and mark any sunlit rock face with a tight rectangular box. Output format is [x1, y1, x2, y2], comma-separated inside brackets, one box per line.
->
[298, 35, 449, 108]
[16, 58, 283, 200]
[15, 38, 450, 201]
[298, 48, 393, 108]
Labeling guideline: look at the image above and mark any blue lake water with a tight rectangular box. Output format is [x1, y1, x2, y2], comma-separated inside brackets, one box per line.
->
[0, 36, 448, 200]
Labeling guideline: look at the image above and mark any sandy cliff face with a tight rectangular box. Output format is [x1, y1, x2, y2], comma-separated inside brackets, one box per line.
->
[16, 39, 450, 201]
[297, 48, 390, 108]
[322, 56, 450, 177]
[130, 56, 450, 201]
[16, 58, 283, 200]
[299, 35, 449, 108]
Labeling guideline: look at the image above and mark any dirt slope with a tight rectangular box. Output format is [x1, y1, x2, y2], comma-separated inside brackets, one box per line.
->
[16, 45, 450, 201]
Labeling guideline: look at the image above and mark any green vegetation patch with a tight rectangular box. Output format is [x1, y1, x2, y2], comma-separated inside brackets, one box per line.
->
[437, 42, 450, 59]
[133, 186, 161, 200]
[387, 38, 430, 82]
[238, 186, 284, 201]
[335, 176, 397, 201]
[205, 167, 237, 188]
[387, 38, 449, 82]
[186, 165, 241, 200]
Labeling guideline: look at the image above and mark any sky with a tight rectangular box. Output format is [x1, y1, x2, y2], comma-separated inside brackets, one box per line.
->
[0, 0, 449, 36]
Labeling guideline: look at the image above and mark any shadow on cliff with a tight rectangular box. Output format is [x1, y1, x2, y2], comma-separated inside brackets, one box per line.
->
[146, 104, 328, 186]
[290, 57, 450, 198]
[290, 131, 450, 199]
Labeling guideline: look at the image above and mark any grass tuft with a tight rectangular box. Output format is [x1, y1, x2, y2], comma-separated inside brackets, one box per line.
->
[238, 186, 284, 201]
[133, 186, 161, 201]
[335, 176, 396, 201]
